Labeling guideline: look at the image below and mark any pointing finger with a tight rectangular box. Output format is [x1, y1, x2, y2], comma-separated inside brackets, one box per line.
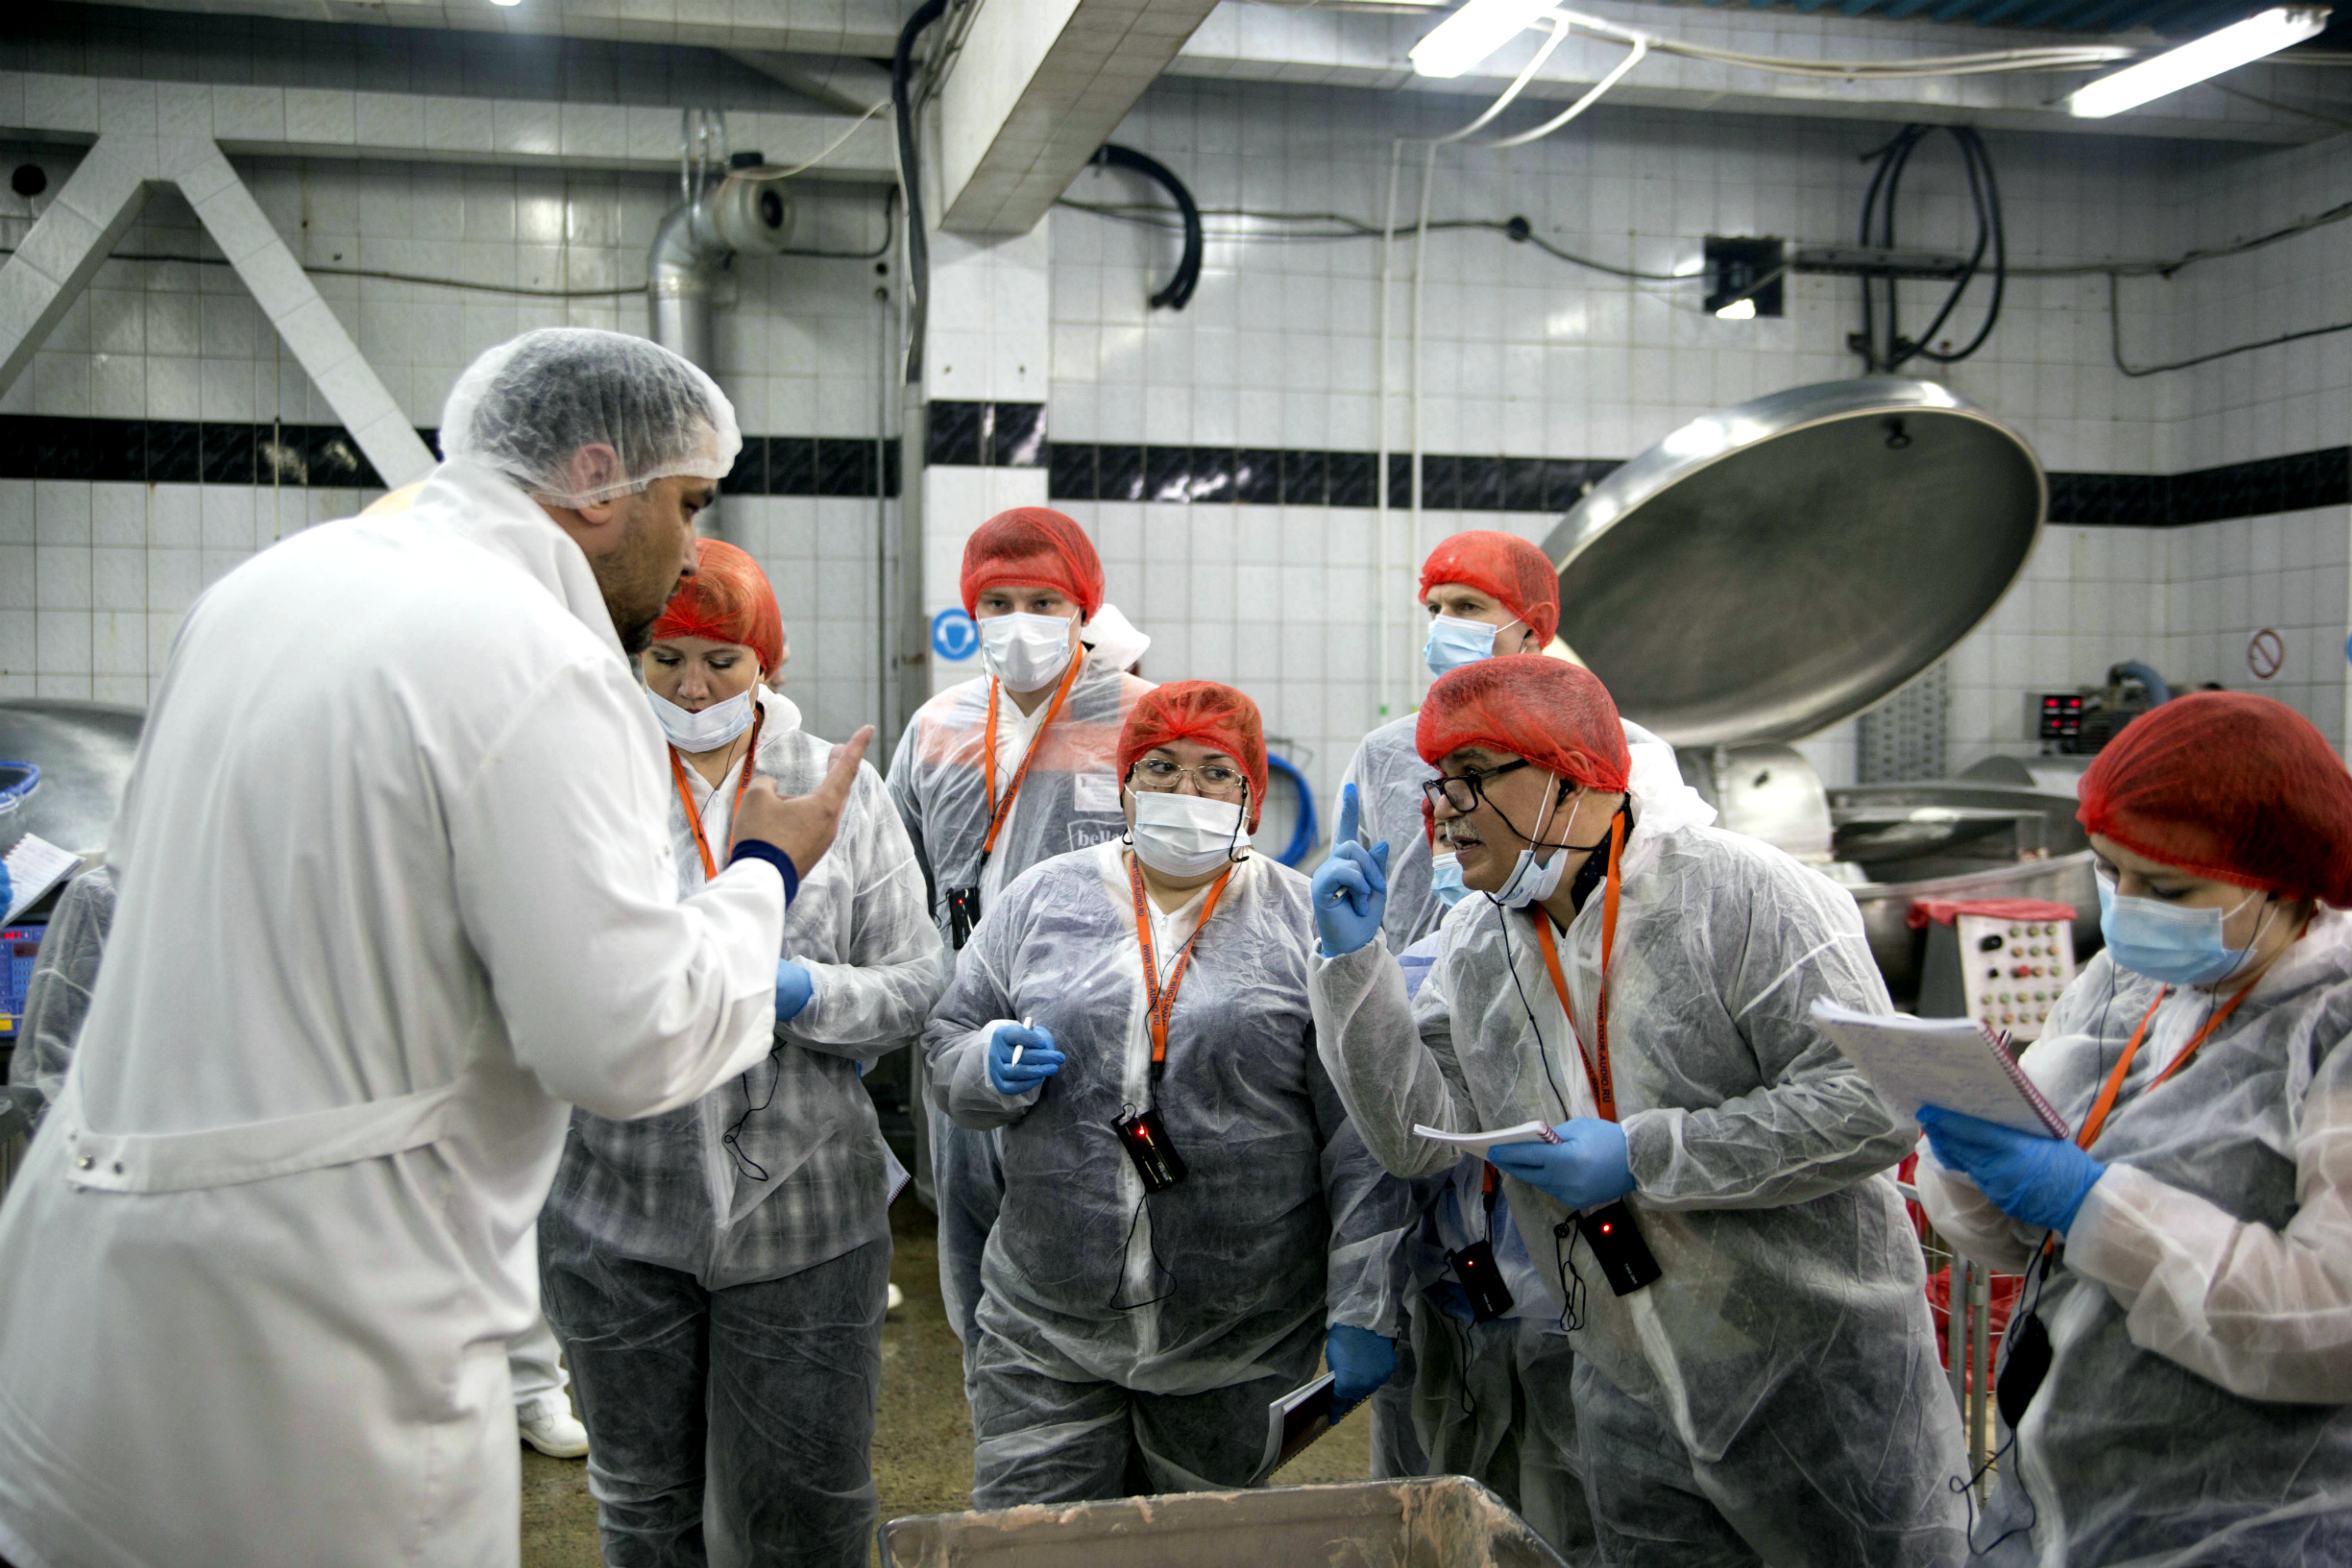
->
[1337, 783, 1361, 850]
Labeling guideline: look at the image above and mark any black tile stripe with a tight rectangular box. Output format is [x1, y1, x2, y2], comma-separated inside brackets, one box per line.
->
[1, 416, 2343, 525]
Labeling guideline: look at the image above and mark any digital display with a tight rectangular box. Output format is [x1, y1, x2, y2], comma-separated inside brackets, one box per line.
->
[0, 925, 43, 1038]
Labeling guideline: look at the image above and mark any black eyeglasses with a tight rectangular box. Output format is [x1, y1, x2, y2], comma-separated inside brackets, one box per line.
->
[1420, 759, 1530, 814]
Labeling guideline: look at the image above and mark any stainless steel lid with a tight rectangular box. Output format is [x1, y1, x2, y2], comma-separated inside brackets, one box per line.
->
[0, 700, 145, 861]
[1543, 378, 2044, 748]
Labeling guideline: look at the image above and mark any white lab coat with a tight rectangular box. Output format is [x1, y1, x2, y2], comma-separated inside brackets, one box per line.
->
[0, 459, 787, 1568]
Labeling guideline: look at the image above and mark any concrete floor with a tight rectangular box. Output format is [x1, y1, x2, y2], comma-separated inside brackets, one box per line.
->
[519, 1197, 1372, 1565]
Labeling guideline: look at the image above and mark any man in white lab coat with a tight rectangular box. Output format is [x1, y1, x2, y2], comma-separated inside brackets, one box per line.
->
[0, 328, 868, 1568]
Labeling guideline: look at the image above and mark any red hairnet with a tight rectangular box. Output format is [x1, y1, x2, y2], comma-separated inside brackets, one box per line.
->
[1119, 681, 1270, 830]
[650, 539, 784, 672]
[1417, 657, 1630, 795]
[2078, 691, 2352, 907]
[1420, 530, 1561, 647]
[959, 507, 1105, 619]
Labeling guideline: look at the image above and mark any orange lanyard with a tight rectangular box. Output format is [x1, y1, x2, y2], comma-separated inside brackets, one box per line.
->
[1529, 815, 1627, 1123]
[667, 702, 767, 881]
[2073, 981, 2256, 1151]
[1126, 854, 1236, 1080]
[979, 656, 1085, 859]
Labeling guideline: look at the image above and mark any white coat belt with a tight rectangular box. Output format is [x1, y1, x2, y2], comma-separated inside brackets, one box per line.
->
[52, 1065, 470, 1195]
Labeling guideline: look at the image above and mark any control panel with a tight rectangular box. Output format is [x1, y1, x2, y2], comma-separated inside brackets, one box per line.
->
[0, 924, 41, 1040]
[1957, 913, 2074, 1042]
[2035, 692, 2086, 744]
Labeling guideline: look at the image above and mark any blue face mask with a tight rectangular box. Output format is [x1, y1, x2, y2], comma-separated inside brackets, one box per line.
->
[1429, 851, 1468, 908]
[2097, 875, 2264, 986]
[1423, 613, 1520, 678]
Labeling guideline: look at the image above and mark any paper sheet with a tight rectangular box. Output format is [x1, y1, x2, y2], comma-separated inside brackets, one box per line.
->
[1257, 1372, 1336, 1484]
[1413, 1121, 1562, 1158]
[1810, 998, 2068, 1138]
[4, 833, 78, 924]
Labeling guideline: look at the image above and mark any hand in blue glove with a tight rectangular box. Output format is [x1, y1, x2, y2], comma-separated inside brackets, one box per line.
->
[1312, 783, 1390, 958]
[1325, 1323, 1397, 1415]
[1487, 1119, 1635, 1212]
[774, 959, 814, 1023]
[986, 1021, 1063, 1096]
[1918, 1105, 2105, 1233]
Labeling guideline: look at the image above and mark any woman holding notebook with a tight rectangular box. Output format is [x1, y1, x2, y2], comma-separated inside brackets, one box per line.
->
[1915, 691, 2352, 1566]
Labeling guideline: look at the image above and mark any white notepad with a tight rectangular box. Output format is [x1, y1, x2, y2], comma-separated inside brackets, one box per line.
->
[1413, 1121, 1562, 1159]
[4, 833, 79, 925]
[1811, 999, 2068, 1138]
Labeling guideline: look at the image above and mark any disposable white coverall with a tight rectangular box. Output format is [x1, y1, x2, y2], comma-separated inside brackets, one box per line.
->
[0, 458, 788, 1568]
[924, 845, 1414, 1503]
[1917, 912, 2352, 1567]
[1312, 747, 1969, 1567]
[887, 651, 1151, 1365]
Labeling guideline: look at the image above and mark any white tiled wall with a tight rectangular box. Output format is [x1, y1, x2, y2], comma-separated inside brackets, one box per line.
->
[0, 140, 900, 740]
[3, 49, 2348, 825]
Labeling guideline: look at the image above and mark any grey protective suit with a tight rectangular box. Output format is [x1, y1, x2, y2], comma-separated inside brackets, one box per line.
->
[1917, 911, 2352, 1567]
[888, 655, 1152, 1370]
[925, 845, 1413, 1505]
[6, 864, 115, 1134]
[1311, 747, 1968, 1567]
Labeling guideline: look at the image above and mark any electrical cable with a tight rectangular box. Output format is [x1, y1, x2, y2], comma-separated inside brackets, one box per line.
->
[1093, 143, 1202, 310]
[1852, 124, 2005, 373]
[0, 230, 895, 293]
[1053, 200, 1687, 281]
[2108, 271, 2352, 376]
[891, 0, 949, 386]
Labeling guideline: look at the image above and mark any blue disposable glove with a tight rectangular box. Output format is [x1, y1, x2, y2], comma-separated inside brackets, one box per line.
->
[1487, 1119, 1635, 1212]
[1312, 783, 1390, 958]
[774, 959, 814, 1023]
[0, 862, 10, 915]
[1918, 1105, 2105, 1233]
[986, 1021, 1063, 1096]
[1325, 1323, 1397, 1414]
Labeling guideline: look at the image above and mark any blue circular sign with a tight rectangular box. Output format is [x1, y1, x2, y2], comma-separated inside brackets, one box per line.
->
[932, 607, 980, 661]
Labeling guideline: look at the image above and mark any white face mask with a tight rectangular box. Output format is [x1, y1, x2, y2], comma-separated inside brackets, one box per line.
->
[979, 611, 1079, 694]
[648, 686, 756, 752]
[1491, 775, 1571, 910]
[1127, 788, 1249, 878]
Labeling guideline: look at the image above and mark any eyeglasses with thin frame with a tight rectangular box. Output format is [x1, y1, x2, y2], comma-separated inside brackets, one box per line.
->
[1132, 755, 1248, 800]
[1420, 758, 1531, 815]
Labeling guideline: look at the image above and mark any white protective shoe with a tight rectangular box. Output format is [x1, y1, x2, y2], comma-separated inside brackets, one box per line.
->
[518, 1395, 590, 1459]
[886, 1281, 905, 1315]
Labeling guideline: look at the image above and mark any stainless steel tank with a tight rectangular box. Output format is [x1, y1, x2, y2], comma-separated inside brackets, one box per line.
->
[0, 699, 144, 864]
[1541, 379, 2059, 1003]
[1544, 378, 2044, 748]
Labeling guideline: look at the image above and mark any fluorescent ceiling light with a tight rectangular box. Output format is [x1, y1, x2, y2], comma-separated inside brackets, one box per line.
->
[2068, 6, 2328, 118]
[1714, 298, 1757, 320]
[1410, 0, 1557, 79]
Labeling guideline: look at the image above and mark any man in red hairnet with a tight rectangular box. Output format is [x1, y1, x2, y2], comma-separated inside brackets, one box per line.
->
[886, 507, 1154, 1376]
[1310, 656, 1965, 1566]
[922, 682, 1410, 1504]
[1337, 530, 1659, 1549]
[1918, 692, 2352, 1567]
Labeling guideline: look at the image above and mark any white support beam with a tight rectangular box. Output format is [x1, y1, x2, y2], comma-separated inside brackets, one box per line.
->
[935, 0, 1225, 235]
[0, 132, 153, 397]
[0, 72, 897, 181]
[0, 109, 437, 486]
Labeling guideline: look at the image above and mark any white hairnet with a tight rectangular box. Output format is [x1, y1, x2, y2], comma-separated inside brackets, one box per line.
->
[439, 327, 741, 508]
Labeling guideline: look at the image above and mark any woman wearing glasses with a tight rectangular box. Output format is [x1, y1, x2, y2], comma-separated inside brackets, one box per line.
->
[1310, 656, 1964, 1567]
[923, 681, 1413, 1506]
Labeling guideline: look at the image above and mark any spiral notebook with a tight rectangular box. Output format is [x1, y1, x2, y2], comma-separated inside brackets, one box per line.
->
[1810, 999, 2069, 1139]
